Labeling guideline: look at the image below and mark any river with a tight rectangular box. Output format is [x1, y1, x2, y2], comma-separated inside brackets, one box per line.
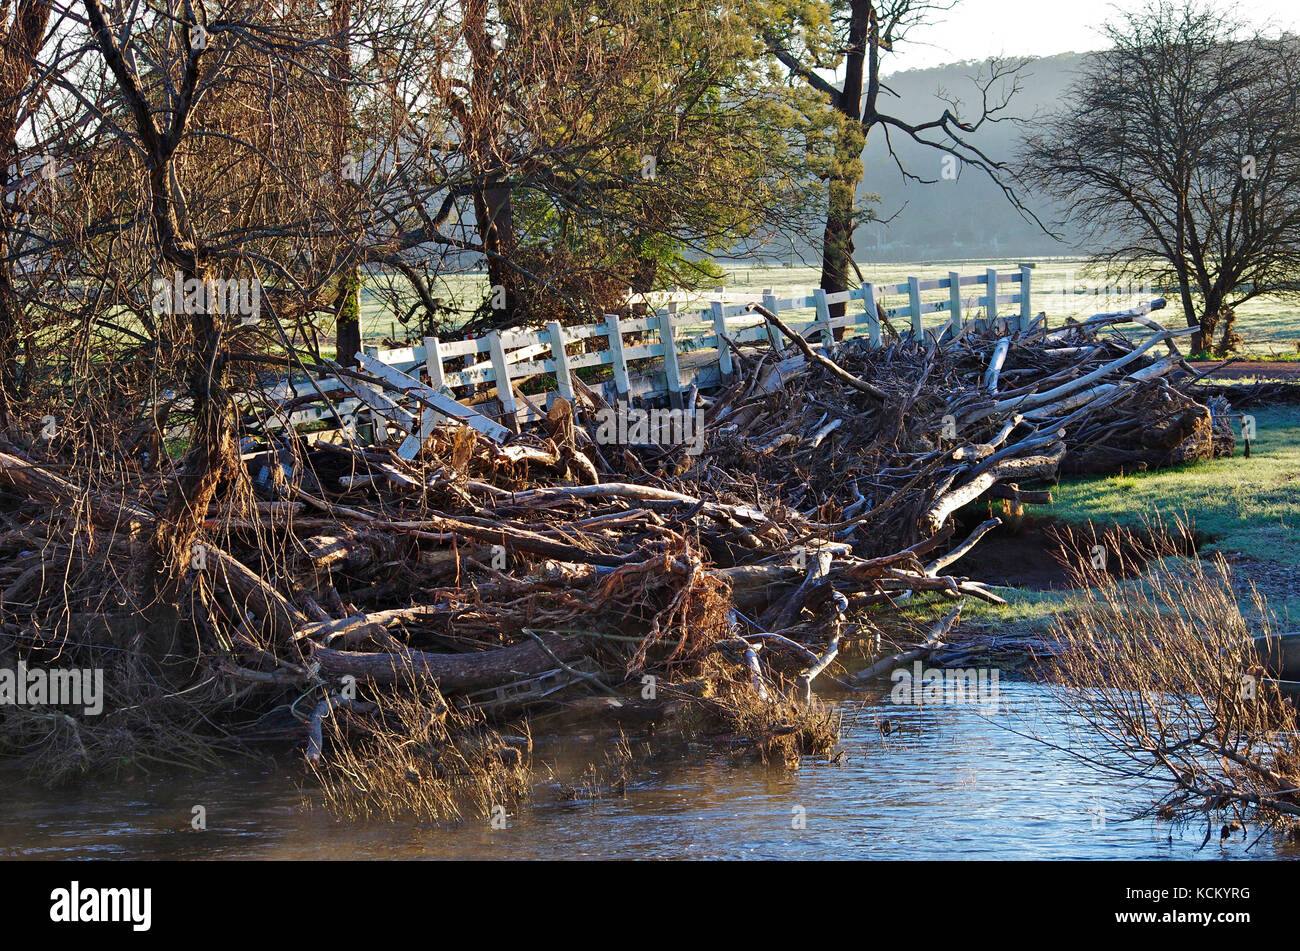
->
[1, 681, 1293, 860]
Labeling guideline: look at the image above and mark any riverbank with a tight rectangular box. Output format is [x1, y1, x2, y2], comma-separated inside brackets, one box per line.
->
[4, 301, 1291, 851]
[927, 386, 1300, 646]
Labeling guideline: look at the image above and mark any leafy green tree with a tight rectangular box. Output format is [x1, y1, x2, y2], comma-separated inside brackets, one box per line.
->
[426, 0, 827, 328]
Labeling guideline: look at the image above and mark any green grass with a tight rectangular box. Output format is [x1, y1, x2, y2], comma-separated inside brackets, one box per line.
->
[883, 586, 1074, 642]
[874, 402, 1300, 640]
[1219, 352, 1300, 363]
[962, 555, 1298, 640]
[1036, 403, 1300, 567]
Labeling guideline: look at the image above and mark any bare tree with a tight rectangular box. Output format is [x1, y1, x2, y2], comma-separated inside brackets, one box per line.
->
[1022, 0, 1300, 354]
[1048, 532, 1300, 841]
[763, 0, 1037, 323]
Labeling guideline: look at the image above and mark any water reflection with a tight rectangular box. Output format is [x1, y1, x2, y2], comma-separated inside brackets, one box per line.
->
[1, 682, 1294, 859]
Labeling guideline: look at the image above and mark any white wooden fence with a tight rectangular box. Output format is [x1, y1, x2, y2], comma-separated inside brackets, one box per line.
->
[256, 265, 1034, 450]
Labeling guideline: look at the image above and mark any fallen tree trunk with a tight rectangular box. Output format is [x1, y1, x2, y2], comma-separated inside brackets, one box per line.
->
[310, 633, 587, 691]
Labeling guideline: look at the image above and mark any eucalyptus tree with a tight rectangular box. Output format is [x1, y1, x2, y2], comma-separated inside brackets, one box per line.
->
[402, 0, 826, 330]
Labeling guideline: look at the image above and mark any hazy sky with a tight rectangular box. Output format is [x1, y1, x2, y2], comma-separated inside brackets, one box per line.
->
[880, 0, 1300, 73]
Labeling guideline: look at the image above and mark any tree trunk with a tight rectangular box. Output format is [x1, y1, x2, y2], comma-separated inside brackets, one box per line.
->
[330, 0, 360, 366]
[819, 0, 871, 333]
[1174, 265, 1203, 353]
[476, 179, 517, 326]
[139, 172, 238, 666]
[0, 226, 22, 428]
[0, 163, 22, 427]
[82, 0, 233, 671]
[464, 0, 517, 328]
[1199, 286, 1226, 357]
[0, 1, 51, 428]
[335, 270, 362, 366]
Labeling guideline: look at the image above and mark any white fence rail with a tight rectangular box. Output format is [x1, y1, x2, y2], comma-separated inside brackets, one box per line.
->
[258, 265, 1034, 447]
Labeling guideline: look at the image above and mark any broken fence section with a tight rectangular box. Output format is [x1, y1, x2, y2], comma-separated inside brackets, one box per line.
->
[255, 265, 1034, 449]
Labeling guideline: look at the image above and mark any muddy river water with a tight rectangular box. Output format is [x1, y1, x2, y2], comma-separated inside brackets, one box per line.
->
[1, 681, 1294, 860]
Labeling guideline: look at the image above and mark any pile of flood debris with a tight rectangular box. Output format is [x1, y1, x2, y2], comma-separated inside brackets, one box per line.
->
[0, 297, 1232, 808]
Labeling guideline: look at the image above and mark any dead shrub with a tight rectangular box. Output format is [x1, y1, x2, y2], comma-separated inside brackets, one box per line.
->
[1046, 543, 1300, 840]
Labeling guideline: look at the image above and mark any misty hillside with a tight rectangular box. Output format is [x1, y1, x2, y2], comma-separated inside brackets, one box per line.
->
[853, 51, 1094, 262]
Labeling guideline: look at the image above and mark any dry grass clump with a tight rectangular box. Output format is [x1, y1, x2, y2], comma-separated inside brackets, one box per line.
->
[1046, 535, 1300, 839]
[305, 676, 530, 823]
[555, 734, 634, 801]
[677, 656, 841, 768]
[0, 646, 241, 785]
[1047, 511, 1198, 583]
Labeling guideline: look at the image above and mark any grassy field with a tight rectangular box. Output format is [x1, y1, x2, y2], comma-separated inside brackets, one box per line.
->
[1040, 403, 1300, 566]
[942, 402, 1300, 638]
[360, 256, 1300, 357]
[711, 257, 1300, 357]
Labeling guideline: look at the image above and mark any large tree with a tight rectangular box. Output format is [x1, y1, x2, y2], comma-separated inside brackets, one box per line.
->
[0, 0, 50, 426]
[1022, 0, 1300, 354]
[412, 0, 824, 329]
[761, 0, 1037, 321]
[29, 0, 433, 648]
[329, 0, 362, 366]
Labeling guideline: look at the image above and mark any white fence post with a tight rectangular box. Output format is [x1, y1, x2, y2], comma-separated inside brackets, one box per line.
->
[986, 267, 999, 332]
[424, 336, 445, 390]
[711, 299, 732, 380]
[605, 314, 630, 402]
[908, 276, 923, 339]
[547, 320, 575, 403]
[948, 271, 963, 339]
[863, 283, 880, 348]
[761, 288, 782, 351]
[813, 288, 833, 348]
[657, 306, 684, 408]
[1019, 263, 1033, 333]
[486, 330, 519, 432]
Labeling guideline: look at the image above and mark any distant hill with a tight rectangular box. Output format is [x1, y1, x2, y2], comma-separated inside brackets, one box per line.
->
[847, 51, 1094, 263]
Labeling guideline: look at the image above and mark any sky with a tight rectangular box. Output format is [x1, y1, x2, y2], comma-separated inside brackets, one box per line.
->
[879, 0, 1300, 74]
